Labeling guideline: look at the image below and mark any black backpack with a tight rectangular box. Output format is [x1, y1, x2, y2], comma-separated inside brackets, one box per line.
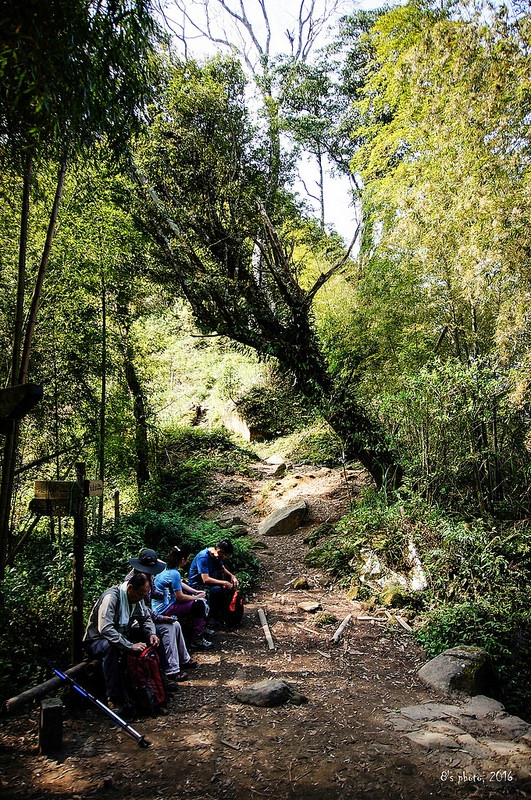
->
[226, 589, 244, 627]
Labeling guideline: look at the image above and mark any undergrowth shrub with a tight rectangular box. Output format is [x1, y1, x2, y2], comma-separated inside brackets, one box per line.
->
[375, 358, 531, 518]
[258, 421, 344, 467]
[306, 488, 531, 719]
[0, 538, 73, 702]
[234, 370, 311, 436]
[305, 488, 416, 583]
[142, 425, 258, 513]
[285, 423, 344, 466]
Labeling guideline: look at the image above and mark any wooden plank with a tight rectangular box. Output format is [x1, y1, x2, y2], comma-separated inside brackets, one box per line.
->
[29, 497, 73, 517]
[395, 615, 413, 633]
[34, 480, 80, 500]
[85, 479, 103, 497]
[331, 613, 352, 643]
[3, 660, 98, 714]
[0, 383, 43, 420]
[257, 608, 276, 651]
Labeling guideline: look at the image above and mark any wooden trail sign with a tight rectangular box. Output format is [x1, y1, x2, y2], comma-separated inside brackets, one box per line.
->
[29, 498, 73, 517]
[34, 481, 80, 500]
[32, 479, 103, 514]
[28, 465, 90, 664]
[85, 479, 103, 497]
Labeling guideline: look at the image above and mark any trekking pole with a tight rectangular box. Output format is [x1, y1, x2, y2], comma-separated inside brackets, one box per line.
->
[53, 667, 150, 748]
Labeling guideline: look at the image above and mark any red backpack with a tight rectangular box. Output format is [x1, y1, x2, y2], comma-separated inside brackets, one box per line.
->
[126, 646, 166, 716]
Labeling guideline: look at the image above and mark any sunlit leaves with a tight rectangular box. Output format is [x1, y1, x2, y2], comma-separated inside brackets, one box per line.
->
[349, 2, 531, 375]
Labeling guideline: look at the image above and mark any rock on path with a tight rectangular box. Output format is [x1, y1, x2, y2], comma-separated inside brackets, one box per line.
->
[388, 694, 531, 786]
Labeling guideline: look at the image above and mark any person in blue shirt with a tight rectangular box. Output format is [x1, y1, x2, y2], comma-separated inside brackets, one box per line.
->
[187, 540, 239, 627]
[153, 544, 213, 649]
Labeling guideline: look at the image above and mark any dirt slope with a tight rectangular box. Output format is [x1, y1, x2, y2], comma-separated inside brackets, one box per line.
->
[0, 463, 528, 799]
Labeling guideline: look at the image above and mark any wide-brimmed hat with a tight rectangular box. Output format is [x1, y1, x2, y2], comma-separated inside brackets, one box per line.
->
[129, 548, 165, 575]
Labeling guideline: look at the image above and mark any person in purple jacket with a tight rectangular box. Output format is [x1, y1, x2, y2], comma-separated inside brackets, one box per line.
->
[153, 544, 214, 649]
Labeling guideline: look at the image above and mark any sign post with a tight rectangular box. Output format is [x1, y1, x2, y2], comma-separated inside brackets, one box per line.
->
[72, 463, 86, 664]
[29, 467, 104, 663]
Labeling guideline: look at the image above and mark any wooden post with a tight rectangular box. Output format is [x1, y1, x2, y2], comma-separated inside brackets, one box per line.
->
[257, 608, 275, 651]
[331, 613, 352, 644]
[114, 489, 120, 520]
[39, 698, 63, 754]
[72, 462, 86, 664]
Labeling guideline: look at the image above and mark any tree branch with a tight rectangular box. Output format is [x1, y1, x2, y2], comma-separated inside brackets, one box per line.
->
[305, 220, 360, 304]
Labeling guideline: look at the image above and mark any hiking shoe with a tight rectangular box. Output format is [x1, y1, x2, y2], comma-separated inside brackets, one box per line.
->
[203, 627, 217, 638]
[182, 659, 198, 669]
[108, 700, 136, 722]
[191, 636, 214, 649]
[166, 670, 189, 682]
[206, 617, 226, 630]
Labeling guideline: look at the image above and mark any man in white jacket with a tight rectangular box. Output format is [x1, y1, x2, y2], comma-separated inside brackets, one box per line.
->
[83, 572, 159, 713]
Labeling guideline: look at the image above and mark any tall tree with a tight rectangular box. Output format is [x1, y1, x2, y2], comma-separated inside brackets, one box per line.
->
[348, 0, 531, 370]
[131, 55, 401, 488]
[342, 0, 531, 512]
[169, 0, 348, 221]
[0, 0, 161, 577]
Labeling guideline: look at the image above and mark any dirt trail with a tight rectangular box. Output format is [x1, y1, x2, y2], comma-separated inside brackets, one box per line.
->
[0, 462, 529, 799]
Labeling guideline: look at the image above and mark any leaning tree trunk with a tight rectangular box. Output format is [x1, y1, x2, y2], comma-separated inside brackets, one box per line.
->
[327, 392, 403, 490]
[229, 288, 403, 491]
[286, 352, 402, 490]
[134, 170, 403, 492]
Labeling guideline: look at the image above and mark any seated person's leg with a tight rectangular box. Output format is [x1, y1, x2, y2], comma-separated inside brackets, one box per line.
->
[87, 638, 125, 705]
[174, 621, 193, 666]
[157, 623, 179, 674]
[207, 585, 230, 626]
[190, 598, 207, 635]
[157, 623, 174, 672]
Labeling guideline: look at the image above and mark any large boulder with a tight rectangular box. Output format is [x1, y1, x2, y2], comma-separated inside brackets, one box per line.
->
[418, 645, 497, 696]
[258, 500, 308, 536]
[221, 400, 270, 442]
[235, 679, 307, 707]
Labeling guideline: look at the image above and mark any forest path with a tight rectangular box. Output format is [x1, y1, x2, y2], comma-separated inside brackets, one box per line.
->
[1, 460, 530, 799]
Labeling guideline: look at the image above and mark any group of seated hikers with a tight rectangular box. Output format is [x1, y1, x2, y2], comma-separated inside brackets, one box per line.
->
[83, 540, 240, 719]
